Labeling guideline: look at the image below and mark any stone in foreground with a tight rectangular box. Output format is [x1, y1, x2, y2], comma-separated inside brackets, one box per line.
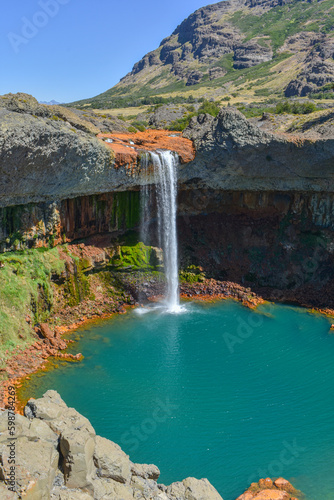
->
[0, 390, 223, 500]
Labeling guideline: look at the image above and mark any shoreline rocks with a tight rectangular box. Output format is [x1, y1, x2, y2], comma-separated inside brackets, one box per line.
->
[0, 390, 224, 500]
[0, 391, 303, 499]
[236, 477, 302, 499]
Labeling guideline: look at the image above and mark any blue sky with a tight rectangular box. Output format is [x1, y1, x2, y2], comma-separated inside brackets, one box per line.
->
[0, 0, 213, 103]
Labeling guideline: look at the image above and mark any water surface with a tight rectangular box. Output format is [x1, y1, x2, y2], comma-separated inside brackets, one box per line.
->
[21, 301, 334, 499]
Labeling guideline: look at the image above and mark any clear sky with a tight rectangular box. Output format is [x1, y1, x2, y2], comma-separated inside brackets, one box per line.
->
[0, 0, 214, 103]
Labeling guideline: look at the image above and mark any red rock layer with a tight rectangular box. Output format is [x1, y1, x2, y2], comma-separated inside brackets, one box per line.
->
[98, 129, 195, 167]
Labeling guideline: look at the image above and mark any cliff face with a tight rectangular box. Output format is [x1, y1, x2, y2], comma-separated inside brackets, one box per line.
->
[177, 189, 334, 307]
[0, 95, 194, 209]
[181, 108, 334, 192]
[0, 105, 126, 208]
[1, 96, 334, 306]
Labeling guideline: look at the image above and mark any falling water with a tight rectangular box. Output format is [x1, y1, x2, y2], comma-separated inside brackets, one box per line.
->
[140, 150, 180, 312]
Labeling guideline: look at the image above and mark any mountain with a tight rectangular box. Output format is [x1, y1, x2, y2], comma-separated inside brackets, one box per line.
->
[70, 0, 334, 109]
[39, 100, 61, 105]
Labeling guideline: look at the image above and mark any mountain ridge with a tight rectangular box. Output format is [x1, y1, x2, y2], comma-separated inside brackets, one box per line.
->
[70, 0, 334, 109]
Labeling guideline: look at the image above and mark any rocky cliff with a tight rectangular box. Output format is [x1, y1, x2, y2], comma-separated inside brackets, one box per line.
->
[0, 391, 301, 500]
[0, 390, 223, 500]
[71, 0, 334, 108]
[0, 94, 194, 209]
[181, 107, 334, 192]
[1, 94, 334, 310]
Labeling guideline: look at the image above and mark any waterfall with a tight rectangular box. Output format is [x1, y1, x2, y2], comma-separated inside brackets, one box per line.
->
[140, 150, 180, 312]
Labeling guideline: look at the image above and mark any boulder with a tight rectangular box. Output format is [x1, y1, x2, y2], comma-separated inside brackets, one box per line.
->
[167, 481, 187, 498]
[131, 463, 160, 480]
[60, 427, 95, 489]
[0, 410, 59, 500]
[168, 477, 223, 500]
[39, 323, 54, 340]
[274, 477, 297, 494]
[0, 437, 58, 500]
[93, 436, 131, 483]
[25, 391, 95, 438]
[258, 478, 273, 489]
[235, 493, 255, 500]
[24, 390, 68, 421]
[25, 391, 96, 490]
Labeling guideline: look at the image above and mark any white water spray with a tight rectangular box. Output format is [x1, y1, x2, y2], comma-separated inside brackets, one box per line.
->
[140, 150, 181, 313]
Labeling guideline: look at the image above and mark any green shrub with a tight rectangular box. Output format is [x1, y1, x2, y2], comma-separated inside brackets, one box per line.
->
[198, 100, 220, 117]
[180, 265, 206, 284]
[131, 120, 148, 132]
[276, 101, 317, 115]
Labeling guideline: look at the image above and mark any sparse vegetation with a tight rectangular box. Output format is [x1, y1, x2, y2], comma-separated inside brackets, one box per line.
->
[0, 248, 65, 356]
[275, 101, 317, 115]
[238, 99, 319, 118]
[168, 99, 221, 131]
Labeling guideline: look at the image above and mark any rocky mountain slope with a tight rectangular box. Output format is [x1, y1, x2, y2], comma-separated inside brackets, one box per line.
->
[70, 0, 334, 109]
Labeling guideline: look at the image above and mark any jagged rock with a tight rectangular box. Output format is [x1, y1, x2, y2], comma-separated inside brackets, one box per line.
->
[160, 42, 182, 64]
[51, 487, 93, 500]
[167, 477, 222, 499]
[233, 41, 272, 69]
[173, 62, 189, 79]
[186, 71, 204, 86]
[25, 391, 96, 490]
[0, 410, 59, 500]
[130, 476, 165, 498]
[93, 436, 131, 483]
[132, 50, 161, 74]
[284, 35, 334, 96]
[24, 390, 68, 421]
[209, 67, 227, 80]
[274, 478, 297, 494]
[181, 107, 334, 192]
[23, 391, 224, 499]
[60, 426, 96, 489]
[131, 463, 161, 480]
[147, 104, 189, 129]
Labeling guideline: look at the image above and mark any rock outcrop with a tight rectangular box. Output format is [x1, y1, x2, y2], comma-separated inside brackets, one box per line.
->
[233, 41, 273, 69]
[284, 34, 334, 97]
[181, 107, 334, 192]
[236, 476, 302, 499]
[2, 103, 334, 253]
[0, 94, 194, 210]
[98, 129, 195, 167]
[0, 390, 223, 500]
